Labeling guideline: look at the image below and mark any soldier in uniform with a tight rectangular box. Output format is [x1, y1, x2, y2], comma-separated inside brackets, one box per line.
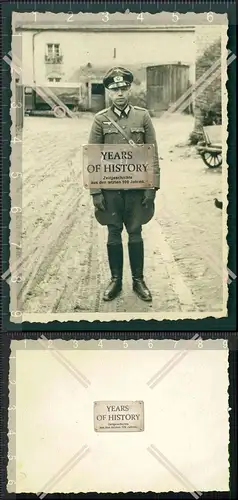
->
[88, 67, 160, 302]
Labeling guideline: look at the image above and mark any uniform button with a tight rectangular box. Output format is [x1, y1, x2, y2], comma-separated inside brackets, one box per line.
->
[122, 126, 126, 128]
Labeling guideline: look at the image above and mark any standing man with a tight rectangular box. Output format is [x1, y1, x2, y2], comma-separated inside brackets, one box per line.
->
[88, 67, 160, 302]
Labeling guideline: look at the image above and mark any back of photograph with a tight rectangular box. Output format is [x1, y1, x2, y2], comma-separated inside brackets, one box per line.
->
[8, 11, 230, 324]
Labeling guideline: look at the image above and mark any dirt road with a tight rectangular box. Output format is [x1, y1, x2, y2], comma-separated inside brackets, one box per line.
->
[19, 113, 224, 316]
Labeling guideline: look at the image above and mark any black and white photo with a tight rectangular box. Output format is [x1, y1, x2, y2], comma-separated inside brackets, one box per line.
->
[9, 11, 229, 322]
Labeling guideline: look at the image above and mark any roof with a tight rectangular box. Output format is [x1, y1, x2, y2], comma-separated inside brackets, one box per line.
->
[15, 22, 195, 33]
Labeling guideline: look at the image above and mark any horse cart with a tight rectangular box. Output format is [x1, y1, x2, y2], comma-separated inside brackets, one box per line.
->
[196, 125, 222, 168]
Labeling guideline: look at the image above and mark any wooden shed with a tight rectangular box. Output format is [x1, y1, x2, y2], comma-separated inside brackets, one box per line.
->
[146, 64, 191, 114]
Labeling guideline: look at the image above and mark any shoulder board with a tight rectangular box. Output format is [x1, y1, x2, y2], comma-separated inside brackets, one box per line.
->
[133, 106, 147, 111]
[96, 107, 109, 116]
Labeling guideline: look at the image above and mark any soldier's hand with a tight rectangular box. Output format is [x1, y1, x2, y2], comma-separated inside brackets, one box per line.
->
[92, 193, 106, 211]
[142, 189, 156, 207]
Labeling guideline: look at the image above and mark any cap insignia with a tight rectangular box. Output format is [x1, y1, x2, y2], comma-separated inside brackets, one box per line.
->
[114, 76, 123, 83]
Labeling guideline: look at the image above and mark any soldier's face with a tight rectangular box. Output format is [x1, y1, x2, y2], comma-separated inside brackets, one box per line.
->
[108, 86, 131, 108]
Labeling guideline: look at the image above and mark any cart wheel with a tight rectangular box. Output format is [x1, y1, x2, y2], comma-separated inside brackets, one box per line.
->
[53, 105, 66, 118]
[201, 151, 222, 168]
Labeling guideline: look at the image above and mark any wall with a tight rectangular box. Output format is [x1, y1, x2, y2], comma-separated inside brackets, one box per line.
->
[195, 24, 222, 58]
[21, 29, 196, 86]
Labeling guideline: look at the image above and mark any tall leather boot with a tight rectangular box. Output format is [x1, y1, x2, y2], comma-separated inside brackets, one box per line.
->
[128, 241, 152, 302]
[103, 243, 123, 301]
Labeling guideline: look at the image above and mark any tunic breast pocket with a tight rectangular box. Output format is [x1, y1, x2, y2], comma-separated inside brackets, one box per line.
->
[103, 126, 119, 144]
[130, 127, 145, 144]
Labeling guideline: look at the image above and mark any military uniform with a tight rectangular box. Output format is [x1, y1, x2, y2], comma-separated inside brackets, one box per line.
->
[88, 67, 160, 302]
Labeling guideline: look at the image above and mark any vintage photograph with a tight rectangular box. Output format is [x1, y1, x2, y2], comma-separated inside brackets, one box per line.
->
[8, 339, 229, 494]
[10, 11, 229, 322]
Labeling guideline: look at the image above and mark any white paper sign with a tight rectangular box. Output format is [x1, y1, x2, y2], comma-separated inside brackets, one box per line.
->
[83, 144, 155, 189]
[94, 400, 144, 432]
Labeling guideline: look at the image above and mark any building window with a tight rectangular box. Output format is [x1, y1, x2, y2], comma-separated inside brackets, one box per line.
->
[47, 43, 60, 57]
[45, 44, 63, 63]
[48, 77, 61, 82]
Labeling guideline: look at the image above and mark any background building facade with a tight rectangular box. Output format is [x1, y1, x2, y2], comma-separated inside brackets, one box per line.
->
[16, 20, 221, 114]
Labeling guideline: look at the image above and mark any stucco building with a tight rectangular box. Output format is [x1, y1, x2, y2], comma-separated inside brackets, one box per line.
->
[14, 18, 221, 114]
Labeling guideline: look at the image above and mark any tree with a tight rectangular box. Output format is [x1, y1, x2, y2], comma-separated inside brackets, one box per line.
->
[191, 38, 222, 144]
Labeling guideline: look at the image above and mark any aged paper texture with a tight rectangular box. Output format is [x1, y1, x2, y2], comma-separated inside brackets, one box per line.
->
[8, 339, 229, 493]
[8, 12, 231, 323]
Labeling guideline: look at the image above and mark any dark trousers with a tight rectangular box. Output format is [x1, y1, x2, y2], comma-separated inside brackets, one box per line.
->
[104, 190, 143, 245]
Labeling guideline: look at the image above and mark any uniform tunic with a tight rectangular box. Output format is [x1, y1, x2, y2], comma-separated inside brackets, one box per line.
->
[88, 104, 160, 236]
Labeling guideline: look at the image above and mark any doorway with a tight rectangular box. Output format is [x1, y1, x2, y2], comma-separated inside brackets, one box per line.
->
[90, 83, 105, 112]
